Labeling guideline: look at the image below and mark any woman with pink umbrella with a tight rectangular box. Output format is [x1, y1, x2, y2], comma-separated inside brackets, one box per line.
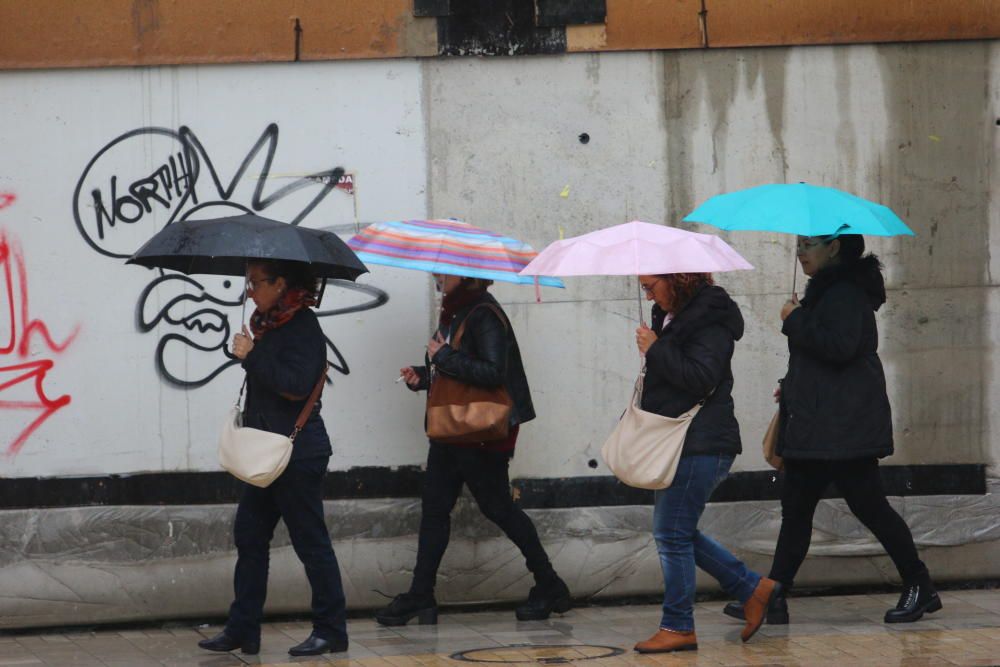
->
[521, 222, 780, 653]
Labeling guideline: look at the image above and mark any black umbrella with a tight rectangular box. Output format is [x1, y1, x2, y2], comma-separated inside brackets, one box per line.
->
[126, 214, 369, 280]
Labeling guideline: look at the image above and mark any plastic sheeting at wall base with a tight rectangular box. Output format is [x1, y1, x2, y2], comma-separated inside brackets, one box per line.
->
[1, 480, 997, 629]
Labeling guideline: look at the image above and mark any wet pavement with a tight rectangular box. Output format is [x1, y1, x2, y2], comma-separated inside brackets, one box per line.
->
[1, 590, 998, 666]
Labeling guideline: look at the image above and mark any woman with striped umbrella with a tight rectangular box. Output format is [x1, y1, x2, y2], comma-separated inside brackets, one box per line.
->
[348, 220, 570, 625]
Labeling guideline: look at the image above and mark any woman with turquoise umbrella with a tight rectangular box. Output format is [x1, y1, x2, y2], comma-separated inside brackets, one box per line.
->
[686, 185, 941, 625]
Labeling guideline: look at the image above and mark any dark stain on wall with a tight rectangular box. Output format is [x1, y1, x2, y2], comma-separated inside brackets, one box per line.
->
[431, 0, 567, 56]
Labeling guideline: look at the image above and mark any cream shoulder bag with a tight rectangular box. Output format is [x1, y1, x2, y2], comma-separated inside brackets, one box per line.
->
[601, 366, 708, 490]
[218, 367, 327, 488]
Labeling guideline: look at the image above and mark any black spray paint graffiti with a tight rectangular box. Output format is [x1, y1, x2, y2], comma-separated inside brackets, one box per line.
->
[74, 124, 388, 388]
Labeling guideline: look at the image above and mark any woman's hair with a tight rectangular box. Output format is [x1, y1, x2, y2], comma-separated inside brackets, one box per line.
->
[833, 234, 865, 262]
[656, 272, 714, 313]
[252, 259, 322, 298]
[459, 277, 493, 291]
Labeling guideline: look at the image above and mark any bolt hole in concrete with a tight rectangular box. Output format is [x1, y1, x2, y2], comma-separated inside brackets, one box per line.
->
[996, 118, 1000, 126]
[587, 458, 598, 469]
[578, 132, 590, 144]
[451, 644, 625, 663]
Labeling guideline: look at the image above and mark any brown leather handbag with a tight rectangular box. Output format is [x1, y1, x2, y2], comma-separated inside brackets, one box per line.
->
[425, 304, 513, 444]
[762, 408, 784, 471]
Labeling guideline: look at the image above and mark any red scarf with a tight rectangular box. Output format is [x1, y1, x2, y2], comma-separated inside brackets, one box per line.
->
[249, 288, 316, 339]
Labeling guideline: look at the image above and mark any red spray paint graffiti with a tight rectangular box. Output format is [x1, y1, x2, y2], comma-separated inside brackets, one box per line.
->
[0, 193, 15, 210]
[0, 230, 79, 456]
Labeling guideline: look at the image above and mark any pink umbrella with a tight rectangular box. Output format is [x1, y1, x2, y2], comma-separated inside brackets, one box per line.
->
[519, 221, 753, 276]
[519, 221, 753, 323]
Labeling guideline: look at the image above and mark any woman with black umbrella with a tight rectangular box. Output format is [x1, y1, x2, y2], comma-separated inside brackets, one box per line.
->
[197, 259, 349, 657]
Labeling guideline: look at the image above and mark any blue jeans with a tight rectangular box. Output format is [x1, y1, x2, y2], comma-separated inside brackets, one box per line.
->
[653, 454, 760, 632]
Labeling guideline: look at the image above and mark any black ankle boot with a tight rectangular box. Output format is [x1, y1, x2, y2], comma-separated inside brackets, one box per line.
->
[884, 582, 942, 623]
[375, 592, 438, 626]
[197, 630, 260, 655]
[288, 632, 348, 656]
[515, 577, 572, 621]
[723, 590, 789, 625]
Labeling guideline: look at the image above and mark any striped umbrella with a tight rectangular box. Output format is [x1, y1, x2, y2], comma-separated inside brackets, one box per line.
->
[347, 219, 564, 288]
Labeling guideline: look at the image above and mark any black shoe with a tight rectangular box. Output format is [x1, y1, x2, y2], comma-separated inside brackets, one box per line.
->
[722, 592, 789, 625]
[884, 583, 942, 623]
[197, 630, 260, 655]
[515, 578, 572, 621]
[288, 632, 348, 656]
[375, 592, 438, 626]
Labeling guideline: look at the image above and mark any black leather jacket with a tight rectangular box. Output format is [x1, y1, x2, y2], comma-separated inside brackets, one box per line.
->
[410, 292, 535, 428]
[241, 308, 331, 462]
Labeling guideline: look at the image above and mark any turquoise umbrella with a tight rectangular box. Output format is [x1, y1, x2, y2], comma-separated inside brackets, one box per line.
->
[683, 183, 915, 291]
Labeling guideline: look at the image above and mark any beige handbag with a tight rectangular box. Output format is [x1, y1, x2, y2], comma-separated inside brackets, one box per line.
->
[601, 368, 707, 490]
[218, 367, 327, 488]
[762, 408, 784, 470]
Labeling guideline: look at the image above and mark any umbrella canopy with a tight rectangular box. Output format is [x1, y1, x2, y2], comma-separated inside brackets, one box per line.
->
[347, 219, 564, 287]
[518, 221, 753, 277]
[682, 183, 915, 237]
[127, 214, 368, 280]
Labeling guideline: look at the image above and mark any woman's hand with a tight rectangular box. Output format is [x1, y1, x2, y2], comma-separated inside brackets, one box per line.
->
[232, 325, 254, 360]
[780, 294, 801, 321]
[399, 366, 420, 388]
[427, 331, 446, 358]
[635, 324, 657, 356]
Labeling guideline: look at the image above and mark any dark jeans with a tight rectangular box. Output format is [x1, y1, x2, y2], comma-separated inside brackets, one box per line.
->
[410, 442, 556, 595]
[770, 458, 928, 588]
[654, 454, 760, 631]
[225, 456, 347, 643]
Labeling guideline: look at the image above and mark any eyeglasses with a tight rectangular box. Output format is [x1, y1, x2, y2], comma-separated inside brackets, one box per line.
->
[640, 279, 661, 294]
[246, 277, 276, 292]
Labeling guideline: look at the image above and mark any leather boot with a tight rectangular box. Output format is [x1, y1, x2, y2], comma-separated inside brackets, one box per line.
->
[634, 629, 697, 653]
[723, 588, 789, 625]
[742, 578, 782, 642]
[288, 633, 348, 656]
[375, 592, 438, 626]
[884, 582, 942, 623]
[197, 630, 260, 655]
[515, 577, 572, 621]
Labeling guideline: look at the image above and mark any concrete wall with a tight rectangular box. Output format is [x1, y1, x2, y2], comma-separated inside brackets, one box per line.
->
[1, 40, 997, 628]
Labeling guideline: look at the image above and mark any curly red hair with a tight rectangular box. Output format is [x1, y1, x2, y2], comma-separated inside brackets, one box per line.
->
[656, 272, 714, 313]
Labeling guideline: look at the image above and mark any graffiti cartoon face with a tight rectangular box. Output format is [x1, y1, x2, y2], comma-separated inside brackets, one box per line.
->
[76, 124, 388, 389]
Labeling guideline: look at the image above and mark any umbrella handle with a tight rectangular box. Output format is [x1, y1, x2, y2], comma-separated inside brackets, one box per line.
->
[636, 276, 646, 328]
[790, 246, 798, 296]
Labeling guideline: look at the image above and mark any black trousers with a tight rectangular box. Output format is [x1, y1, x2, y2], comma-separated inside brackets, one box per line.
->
[410, 442, 556, 595]
[226, 456, 347, 643]
[769, 458, 928, 588]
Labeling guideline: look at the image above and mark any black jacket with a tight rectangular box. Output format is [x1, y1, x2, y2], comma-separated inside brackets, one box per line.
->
[641, 285, 744, 457]
[778, 255, 893, 460]
[412, 292, 536, 428]
[241, 308, 331, 462]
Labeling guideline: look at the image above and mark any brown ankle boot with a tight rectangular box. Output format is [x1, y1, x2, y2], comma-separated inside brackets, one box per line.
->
[742, 578, 782, 642]
[634, 628, 698, 653]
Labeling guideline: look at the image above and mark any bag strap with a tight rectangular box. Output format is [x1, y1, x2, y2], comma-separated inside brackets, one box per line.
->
[635, 361, 716, 408]
[451, 302, 509, 350]
[291, 363, 328, 441]
[235, 363, 328, 442]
